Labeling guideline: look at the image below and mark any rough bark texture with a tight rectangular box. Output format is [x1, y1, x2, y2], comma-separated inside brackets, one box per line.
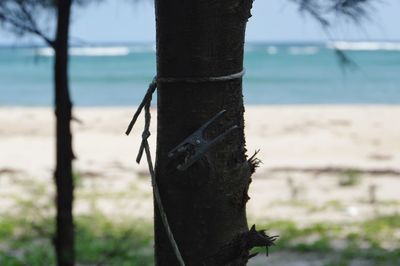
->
[154, 0, 254, 265]
[53, 0, 74, 265]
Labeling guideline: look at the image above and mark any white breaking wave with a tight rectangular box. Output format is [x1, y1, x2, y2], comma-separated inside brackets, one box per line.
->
[266, 46, 278, 54]
[288, 46, 319, 55]
[36, 48, 54, 56]
[36, 46, 130, 57]
[328, 41, 400, 51]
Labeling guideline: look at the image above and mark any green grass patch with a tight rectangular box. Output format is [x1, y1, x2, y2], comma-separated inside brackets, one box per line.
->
[0, 213, 153, 266]
[338, 169, 362, 187]
[253, 215, 400, 265]
[2, 213, 400, 265]
[2, 178, 400, 266]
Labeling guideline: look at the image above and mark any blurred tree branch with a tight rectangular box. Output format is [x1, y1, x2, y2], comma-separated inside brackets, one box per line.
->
[0, 0, 101, 46]
[0, 0, 56, 46]
[292, 0, 376, 26]
[291, 0, 378, 68]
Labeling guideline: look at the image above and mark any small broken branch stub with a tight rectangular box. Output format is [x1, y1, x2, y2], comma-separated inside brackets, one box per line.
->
[248, 149, 262, 174]
[206, 224, 278, 265]
[246, 225, 278, 257]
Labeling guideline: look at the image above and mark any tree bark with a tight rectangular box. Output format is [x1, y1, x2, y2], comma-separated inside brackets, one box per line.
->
[154, 1, 254, 265]
[53, 0, 74, 265]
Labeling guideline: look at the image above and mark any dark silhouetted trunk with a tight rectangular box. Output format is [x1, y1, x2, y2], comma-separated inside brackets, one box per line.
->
[154, 0, 254, 265]
[53, 0, 74, 265]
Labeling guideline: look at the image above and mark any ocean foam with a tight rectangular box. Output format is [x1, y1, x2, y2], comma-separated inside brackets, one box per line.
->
[36, 48, 54, 56]
[36, 46, 130, 57]
[288, 46, 319, 55]
[266, 46, 278, 54]
[328, 41, 400, 51]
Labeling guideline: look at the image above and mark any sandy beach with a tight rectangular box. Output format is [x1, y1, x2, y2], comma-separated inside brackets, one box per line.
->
[2, 105, 399, 173]
[1, 105, 399, 265]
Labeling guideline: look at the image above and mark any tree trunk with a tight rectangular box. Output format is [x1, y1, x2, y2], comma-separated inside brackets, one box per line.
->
[154, 1, 255, 265]
[53, 0, 74, 265]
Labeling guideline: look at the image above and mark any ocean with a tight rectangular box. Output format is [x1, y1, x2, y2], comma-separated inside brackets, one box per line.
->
[1, 42, 400, 106]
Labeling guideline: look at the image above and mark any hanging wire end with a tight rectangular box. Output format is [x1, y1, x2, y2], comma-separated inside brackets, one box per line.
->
[125, 77, 157, 136]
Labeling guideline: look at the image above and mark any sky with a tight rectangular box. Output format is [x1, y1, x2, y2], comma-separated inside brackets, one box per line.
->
[0, 0, 399, 45]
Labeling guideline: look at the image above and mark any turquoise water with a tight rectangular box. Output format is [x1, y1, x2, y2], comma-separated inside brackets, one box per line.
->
[1, 42, 400, 106]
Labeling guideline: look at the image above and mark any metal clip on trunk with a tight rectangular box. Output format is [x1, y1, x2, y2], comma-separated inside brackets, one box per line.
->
[168, 109, 238, 171]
